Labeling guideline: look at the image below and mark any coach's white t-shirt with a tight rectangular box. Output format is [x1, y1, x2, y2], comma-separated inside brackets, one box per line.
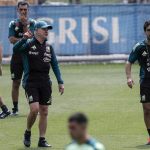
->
[65, 138, 105, 150]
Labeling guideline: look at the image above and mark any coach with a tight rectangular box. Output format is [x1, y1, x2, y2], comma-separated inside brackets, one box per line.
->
[13, 21, 64, 147]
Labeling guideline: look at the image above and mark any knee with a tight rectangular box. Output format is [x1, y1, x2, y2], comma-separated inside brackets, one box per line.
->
[144, 108, 150, 116]
[13, 80, 21, 89]
[40, 109, 48, 117]
[30, 107, 39, 116]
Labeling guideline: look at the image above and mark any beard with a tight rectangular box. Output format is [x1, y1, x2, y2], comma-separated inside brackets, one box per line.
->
[147, 35, 150, 41]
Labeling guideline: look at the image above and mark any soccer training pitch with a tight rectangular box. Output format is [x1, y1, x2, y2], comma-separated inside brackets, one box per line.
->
[0, 63, 147, 150]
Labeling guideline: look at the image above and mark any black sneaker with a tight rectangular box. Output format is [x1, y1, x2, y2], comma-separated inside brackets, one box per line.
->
[24, 130, 31, 147]
[11, 108, 19, 116]
[0, 110, 11, 119]
[38, 138, 52, 147]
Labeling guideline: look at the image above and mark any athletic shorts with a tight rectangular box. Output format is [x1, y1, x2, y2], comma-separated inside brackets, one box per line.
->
[10, 54, 23, 80]
[25, 84, 52, 105]
[140, 79, 150, 103]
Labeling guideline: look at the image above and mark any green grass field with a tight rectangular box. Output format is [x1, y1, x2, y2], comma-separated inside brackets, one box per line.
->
[0, 63, 148, 150]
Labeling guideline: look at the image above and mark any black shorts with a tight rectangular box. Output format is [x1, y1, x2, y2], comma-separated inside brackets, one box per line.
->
[25, 84, 52, 105]
[10, 54, 23, 80]
[140, 79, 150, 103]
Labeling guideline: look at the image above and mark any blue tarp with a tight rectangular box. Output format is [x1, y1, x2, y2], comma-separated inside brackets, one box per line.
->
[0, 4, 149, 56]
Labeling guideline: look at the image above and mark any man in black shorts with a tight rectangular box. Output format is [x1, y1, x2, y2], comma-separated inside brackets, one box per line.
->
[8, 1, 35, 115]
[126, 20, 150, 145]
[13, 21, 64, 147]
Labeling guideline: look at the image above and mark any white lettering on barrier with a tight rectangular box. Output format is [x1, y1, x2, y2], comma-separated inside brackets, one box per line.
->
[59, 18, 78, 44]
[112, 17, 119, 43]
[37, 17, 119, 45]
[92, 17, 109, 44]
[82, 17, 89, 44]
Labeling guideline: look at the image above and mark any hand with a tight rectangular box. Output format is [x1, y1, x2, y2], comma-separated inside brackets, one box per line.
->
[127, 78, 134, 89]
[23, 25, 29, 33]
[59, 84, 64, 95]
[23, 30, 33, 39]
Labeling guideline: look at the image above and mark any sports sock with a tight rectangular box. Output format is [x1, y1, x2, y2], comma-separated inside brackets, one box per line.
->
[1, 105, 8, 113]
[147, 129, 150, 137]
[39, 137, 45, 141]
[13, 102, 18, 110]
[25, 130, 31, 134]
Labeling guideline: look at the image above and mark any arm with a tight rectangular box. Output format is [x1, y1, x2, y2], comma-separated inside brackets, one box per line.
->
[8, 21, 20, 44]
[125, 43, 140, 88]
[9, 37, 21, 44]
[125, 61, 134, 88]
[50, 46, 64, 95]
[13, 31, 32, 53]
[13, 38, 28, 53]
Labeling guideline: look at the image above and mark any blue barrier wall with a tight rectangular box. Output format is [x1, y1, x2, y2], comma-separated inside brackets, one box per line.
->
[0, 4, 149, 56]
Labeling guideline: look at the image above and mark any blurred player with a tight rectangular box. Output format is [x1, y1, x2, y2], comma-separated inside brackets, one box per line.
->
[13, 21, 64, 147]
[126, 20, 150, 145]
[0, 97, 11, 119]
[0, 44, 11, 119]
[65, 113, 105, 150]
[8, 1, 35, 115]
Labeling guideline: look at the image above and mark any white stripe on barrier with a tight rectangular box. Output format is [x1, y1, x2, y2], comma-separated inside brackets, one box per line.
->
[2, 54, 129, 64]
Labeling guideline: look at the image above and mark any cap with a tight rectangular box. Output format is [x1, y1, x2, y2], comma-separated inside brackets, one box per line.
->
[34, 21, 53, 30]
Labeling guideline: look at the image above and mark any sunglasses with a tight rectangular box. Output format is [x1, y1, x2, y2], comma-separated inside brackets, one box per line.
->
[19, 8, 28, 11]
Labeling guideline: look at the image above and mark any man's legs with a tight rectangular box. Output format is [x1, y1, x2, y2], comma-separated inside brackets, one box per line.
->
[38, 105, 51, 147]
[143, 103, 150, 144]
[27, 102, 39, 131]
[39, 105, 48, 137]
[0, 96, 4, 107]
[24, 102, 39, 147]
[0, 97, 10, 119]
[11, 79, 21, 115]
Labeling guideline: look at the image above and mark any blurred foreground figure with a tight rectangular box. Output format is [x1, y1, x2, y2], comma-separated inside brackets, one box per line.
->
[65, 113, 105, 150]
[0, 45, 11, 119]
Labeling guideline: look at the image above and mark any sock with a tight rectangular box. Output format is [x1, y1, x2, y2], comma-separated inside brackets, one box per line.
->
[147, 129, 150, 137]
[1, 105, 8, 113]
[13, 102, 18, 110]
[25, 130, 31, 134]
[39, 137, 45, 141]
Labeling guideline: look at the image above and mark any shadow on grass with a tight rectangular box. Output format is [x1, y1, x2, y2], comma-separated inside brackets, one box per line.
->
[9, 115, 27, 119]
[17, 147, 61, 150]
[17, 148, 52, 150]
[135, 145, 150, 149]
[0, 115, 27, 121]
[124, 145, 150, 149]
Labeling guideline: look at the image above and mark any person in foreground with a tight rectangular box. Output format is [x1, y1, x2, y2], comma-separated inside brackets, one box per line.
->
[65, 113, 105, 150]
[125, 20, 150, 145]
[0, 45, 11, 119]
[13, 21, 64, 147]
[8, 1, 35, 115]
[0, 97, 11, 119]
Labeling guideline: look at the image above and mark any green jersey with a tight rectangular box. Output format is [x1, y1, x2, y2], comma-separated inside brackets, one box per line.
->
[65, 138, 105, 150]
[128, 40, 150, 81]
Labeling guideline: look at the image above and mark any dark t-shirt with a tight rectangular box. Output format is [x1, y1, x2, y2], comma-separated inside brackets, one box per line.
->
[13, 37, 64, 88]
[128, 40, 150, 81]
